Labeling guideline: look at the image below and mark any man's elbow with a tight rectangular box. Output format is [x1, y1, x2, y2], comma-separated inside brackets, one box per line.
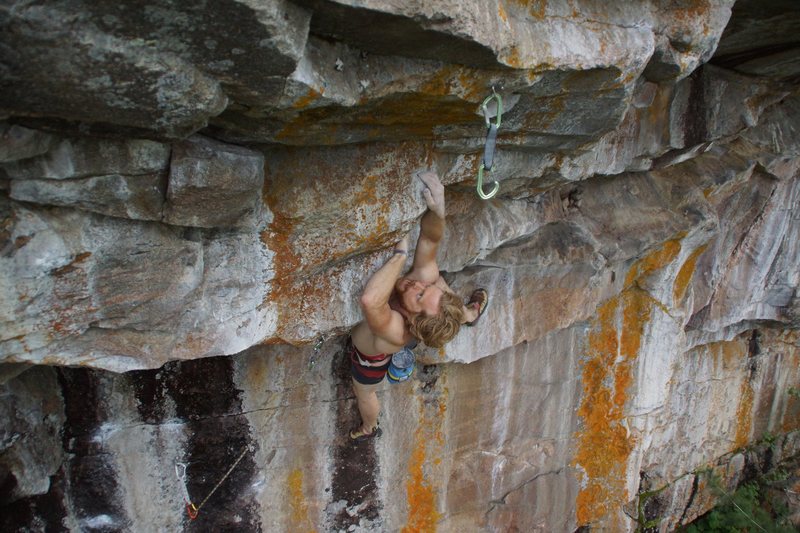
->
[360, 292, 380, 311]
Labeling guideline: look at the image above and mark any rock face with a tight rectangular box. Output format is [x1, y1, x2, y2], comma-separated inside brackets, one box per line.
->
[1, 0, 800, 531]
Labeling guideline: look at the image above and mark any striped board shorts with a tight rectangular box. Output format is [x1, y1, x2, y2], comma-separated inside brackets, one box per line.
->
[348, 337, 392, 385]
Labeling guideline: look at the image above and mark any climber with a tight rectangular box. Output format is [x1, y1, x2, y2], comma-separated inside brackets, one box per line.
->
[348, 170, 488, 441]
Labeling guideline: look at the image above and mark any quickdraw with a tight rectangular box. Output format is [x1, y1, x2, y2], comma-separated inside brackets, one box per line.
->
[174, 463, 196, 518]
[173, 339, 324, 521]
[175, 445, 251, 520]
[477, 89, 503, 200]
[309, 335, 324, 369]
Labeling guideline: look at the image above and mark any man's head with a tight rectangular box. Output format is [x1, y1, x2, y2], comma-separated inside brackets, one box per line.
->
[395, 278, 464, 348]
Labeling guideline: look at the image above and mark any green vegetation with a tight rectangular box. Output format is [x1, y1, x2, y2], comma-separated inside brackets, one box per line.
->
[761, 432, 778, 446]
[635, 484, 668, 532]
[682, 478, 795, 533]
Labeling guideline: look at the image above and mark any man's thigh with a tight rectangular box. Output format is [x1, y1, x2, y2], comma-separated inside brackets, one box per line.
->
[351, 377, 381, 395]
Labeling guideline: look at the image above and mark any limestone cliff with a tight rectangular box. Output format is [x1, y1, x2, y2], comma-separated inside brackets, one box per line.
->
[1, 0, 799, 531]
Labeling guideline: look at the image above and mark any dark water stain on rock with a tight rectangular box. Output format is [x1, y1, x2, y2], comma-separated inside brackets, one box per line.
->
[328, 339, 383, 529]
[684, 67, 708, 147]
[0, 466, 71, 532]
[129, 365, 168, 424]
[58, 368, 130, 532]
[160, 356, 262, 533]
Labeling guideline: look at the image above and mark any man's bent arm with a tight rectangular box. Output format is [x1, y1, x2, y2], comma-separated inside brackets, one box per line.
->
[410, 171, 446, 283]
[360, 238, 408, 339]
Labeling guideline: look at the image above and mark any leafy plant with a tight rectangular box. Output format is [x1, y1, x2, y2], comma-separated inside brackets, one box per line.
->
[682, 481, 794, 532]
[762, 468, 789, 483]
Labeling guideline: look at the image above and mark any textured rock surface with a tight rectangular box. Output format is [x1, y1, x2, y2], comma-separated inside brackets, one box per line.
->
[164, 135, 265, 228]
[1, 0, 800, 531]
[1, 331, 797, 531]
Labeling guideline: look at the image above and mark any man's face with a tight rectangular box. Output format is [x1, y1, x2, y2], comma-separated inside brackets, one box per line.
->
[395, 277, 443, 316]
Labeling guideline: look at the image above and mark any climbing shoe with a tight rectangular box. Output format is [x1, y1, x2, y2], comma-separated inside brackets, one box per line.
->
[349, 425, 382, 442]
[465, 288, 489, 327]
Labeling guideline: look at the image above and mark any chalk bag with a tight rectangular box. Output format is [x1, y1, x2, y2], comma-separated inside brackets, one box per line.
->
[387, 346, 415, 383]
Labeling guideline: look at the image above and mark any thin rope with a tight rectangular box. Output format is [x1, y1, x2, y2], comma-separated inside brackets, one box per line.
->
[717, 485, 768, 533]
[175, 336, 326, 520]
[194, 445, 250, 514]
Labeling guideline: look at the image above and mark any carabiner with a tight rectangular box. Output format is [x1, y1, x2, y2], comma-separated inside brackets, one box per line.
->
[175, 463, 188, 481]
[480, 89, 503, 129]
[476, 89, 502, 200]
[477, 163, 500, 200]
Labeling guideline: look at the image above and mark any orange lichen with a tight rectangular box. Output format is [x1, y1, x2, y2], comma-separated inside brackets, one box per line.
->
[276, 94, 476, 143]
[624, 235, 684, 288]
[292, 87, 322, 110]
[673, 244, 708, 304]
[669, 0, 712, 36]
[498, 2, 509, 24]
[574, 240, 680, 526]
[420, 66, 459, 97]
[575, 295, 634, 526]
[507, 0, 547, 20]
[260, 212, 300, 300]
[402, 378, 447, 532]
[403, 443, 440, 533]
[287, 468, 315, 532]
[733, 375, 754, 450]
[530, 0, 547, 19]
[503, 45, 523, 68]
[456, 71, 485, 101]
[780, 334, 800, 433]
[260, 173, 304, 338]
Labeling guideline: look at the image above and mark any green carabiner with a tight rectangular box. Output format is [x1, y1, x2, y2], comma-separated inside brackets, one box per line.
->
[477, 163, 499, 200]
[476, 89, 502, 200]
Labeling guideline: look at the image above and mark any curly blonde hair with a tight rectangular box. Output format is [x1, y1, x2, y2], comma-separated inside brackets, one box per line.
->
[409, 291, 464, 348]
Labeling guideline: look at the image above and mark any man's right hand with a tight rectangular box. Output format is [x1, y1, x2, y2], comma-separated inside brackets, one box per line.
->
[418, 171, 445, 219]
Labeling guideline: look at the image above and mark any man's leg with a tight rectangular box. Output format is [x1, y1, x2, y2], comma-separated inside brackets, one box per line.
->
[351, 378, 380, 434]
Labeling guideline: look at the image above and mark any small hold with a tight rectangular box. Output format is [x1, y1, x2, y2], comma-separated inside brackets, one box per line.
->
[359, 79, 370, 91]
[334, 58, 344, 71]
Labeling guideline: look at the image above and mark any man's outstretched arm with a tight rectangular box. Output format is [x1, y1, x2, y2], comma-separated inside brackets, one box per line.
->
[409, 171, 445, 283]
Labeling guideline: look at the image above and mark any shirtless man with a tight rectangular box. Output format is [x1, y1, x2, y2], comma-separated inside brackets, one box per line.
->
[348, 171, 488, 440]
